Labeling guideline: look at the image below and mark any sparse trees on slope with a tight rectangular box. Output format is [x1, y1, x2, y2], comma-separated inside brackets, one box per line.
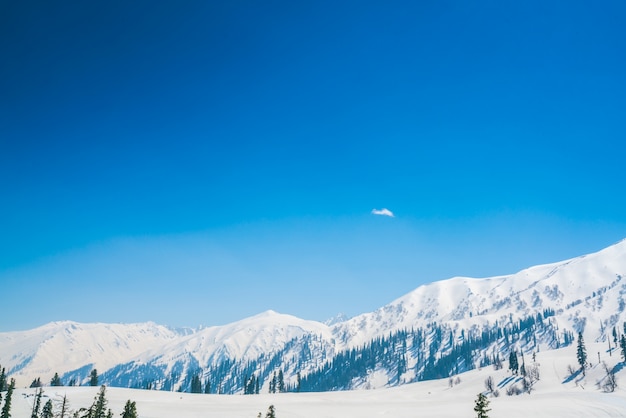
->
[484, 376, 494, 393]
[474, 393, 490, 418]
[601, 362, 617, 392]
[577, 332, 587, 375]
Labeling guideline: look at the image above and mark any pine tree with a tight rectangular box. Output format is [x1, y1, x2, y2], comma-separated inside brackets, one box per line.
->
[31, 387, 43, 418]
[620, 335, 626, 362]
[269, 372, 277, 394]
[190, 374, 202, 393]
[121, 400, 137, 418]
[508, 351, 519, 374]
[277, 370, 285, 393]
[577, 332, 587, 375]
[0, 368, 7, 391]
[92, 385, 108, 418]
[265, 405, 276, 418]
[0, 379, 15, 418]
[41, 400, 54, 418]
[204, 379, 211, 394]
[51, 373, 62, 387]
[90, 369, 99, 387]
[473, 393, 490, 418]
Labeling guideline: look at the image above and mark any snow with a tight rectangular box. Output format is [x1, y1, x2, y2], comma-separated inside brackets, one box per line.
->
[2, 238, 626, 394]
[7, 343, 626, 417]
[333, 238, 626, 346]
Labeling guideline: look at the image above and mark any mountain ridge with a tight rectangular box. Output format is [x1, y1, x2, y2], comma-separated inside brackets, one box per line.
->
[2, 238, 625, 391]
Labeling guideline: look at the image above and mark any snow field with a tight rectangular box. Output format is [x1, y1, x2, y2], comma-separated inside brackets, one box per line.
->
[8, 343, 626, 418]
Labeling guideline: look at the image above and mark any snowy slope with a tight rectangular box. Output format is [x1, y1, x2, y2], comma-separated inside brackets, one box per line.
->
[144, 310, 333, 366]
[7, 343, 626, 418]
[0, 321, 180, 385]
[332, 239, 626, 347]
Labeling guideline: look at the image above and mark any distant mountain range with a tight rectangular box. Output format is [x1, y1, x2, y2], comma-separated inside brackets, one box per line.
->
[2, 239, 625, 392]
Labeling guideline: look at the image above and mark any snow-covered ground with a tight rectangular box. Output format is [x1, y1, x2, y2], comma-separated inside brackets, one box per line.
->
[8, 343, 626, 418]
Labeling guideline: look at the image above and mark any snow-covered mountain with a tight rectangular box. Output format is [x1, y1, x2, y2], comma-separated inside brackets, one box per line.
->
[2, 239, 625, 391]
[0, 321, 180, 383]
[334, 238, 626, 347]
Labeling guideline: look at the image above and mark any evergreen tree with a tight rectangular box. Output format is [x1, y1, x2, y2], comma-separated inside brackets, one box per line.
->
[51, 373, 63, 387]
[277, 370, 285, 393]
[31, 387, 43, 418]
[508, 351, 519, 374]
[30, 377, 43, 388]
[269, 372, 277, 394]
[92, 385, 108, 418]
[204, 379, 211, 394]
[265, 405, 276, 418]
[577, 332, 587, 375]
[41, 400, 54, 418]
[121, 400, 137, 418]
[0, 368, 7, 391]
[473, 393, 490, 418]
[0, 379, 15, 418]
[190, 374, 202, 394]
[620, 335, 626, 362]
[90, 369, 99, 387]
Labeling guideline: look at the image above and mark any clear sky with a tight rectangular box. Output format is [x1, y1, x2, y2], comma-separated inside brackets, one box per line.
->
[1, 1, 625, 332]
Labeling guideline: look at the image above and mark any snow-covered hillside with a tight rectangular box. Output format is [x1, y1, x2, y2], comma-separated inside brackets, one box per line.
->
[1, 239, 625, 392]
[6, 343, 626, 418]
[0, 321, 180, 385]
[333, 238, 626, 347]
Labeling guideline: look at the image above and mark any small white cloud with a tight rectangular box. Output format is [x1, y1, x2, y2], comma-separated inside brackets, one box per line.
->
[371, 208, 395, 218]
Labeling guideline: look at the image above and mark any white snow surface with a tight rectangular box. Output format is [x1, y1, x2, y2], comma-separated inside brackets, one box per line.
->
[7, 343, 626, 418]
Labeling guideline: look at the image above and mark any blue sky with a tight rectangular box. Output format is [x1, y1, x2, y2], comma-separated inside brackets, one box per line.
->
[1, 1, 625, 332]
